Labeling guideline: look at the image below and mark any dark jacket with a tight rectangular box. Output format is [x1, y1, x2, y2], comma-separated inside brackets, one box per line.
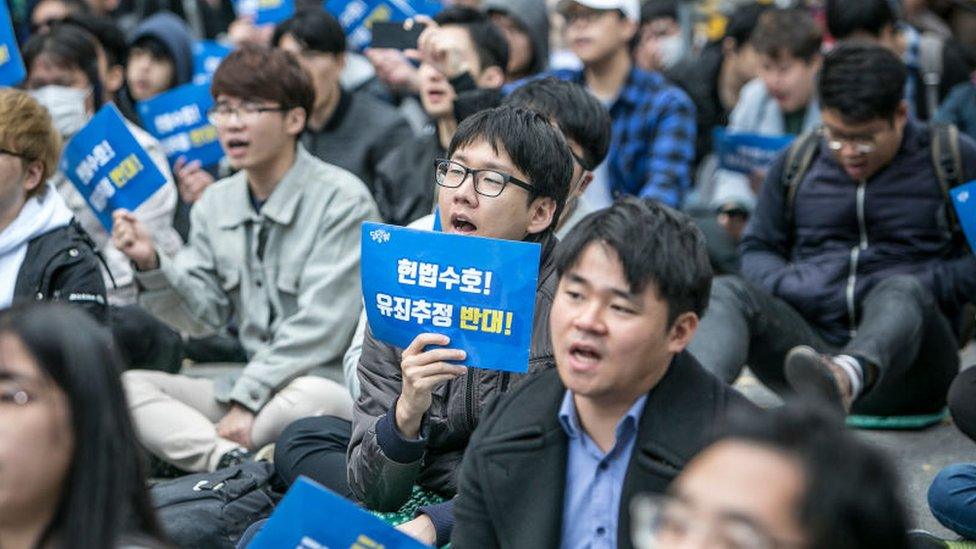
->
[665, 42, 727, 167]
[741, 119, 976, 344]
[348, 235, 559, 511]
[481, 0, 549, 77]
[451, 352, 756, 549]
[13, 222, 108, 323]
[936, 81, 976, 142]
[301, 88, 414, 195]
[372, 131, 443, 226]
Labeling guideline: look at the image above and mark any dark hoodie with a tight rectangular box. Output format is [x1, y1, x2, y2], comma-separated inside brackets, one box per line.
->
[129, 11, 195, 86]
[482, 0, 550, 77]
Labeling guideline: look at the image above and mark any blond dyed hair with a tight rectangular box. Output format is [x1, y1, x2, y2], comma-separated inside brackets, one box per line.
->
[0, 88, 62, 198]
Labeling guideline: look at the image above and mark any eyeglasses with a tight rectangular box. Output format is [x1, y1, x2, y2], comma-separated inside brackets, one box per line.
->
[0, 148, 26, 159]
[207, 103, 289, 126]
[434, 159, 535, 198]
[819, 126, 877, 155]
[630, 494, 805, 549]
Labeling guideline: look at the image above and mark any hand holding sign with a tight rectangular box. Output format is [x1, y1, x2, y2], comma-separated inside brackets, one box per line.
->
[174, 158, 215, 204]
[395, 333, 467, 438]
[112, 209, 158, 271]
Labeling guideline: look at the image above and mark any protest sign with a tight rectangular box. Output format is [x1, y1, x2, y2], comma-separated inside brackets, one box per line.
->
[713, 128, 795, 175]
[0, 4, 26, 87]
[235, 0, 295, 25]
[248, 477, 431, 549]
[325, 0, 442, 50]
[361, 222, 540, 373]
[60, 105, 167, 231]
[950, 180, 976, 253]
[137, 82, 224, 168]
[193, 41, 232, 85]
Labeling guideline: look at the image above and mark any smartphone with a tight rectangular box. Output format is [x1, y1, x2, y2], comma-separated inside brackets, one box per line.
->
[370, 21, 426, 50]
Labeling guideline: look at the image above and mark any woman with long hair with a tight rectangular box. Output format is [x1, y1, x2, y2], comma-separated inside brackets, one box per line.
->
[0, 303, 165, 548]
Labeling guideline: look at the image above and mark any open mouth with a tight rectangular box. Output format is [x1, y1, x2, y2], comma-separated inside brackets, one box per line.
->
[450, 213, 477, 234]
[425, 89, 448, 103]
[223, 138, 250, 157]
[569, 341, 602, 364]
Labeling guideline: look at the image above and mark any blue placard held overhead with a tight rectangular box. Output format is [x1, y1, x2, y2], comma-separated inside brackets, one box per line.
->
[714, 128, 795, 175]
[137, 82, 224, 168]
[60, 105, 167, 231]
[248, 477, 431, 549]
[235, 0, 295, 25]
[192, 41, 233, 84]
[950, 180, 976, 253]
[325, 0, 443, 51]
[0, 4, 26, 87]
[361, 222, 540, 373]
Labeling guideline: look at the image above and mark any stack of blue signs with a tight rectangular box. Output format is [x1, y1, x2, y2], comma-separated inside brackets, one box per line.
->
[325, 0, 442, 50]
[713, 128, 795, 175]
[137, 82, 225, 168]
[59, 105, 167, 231]
[235, 0, 296, 25]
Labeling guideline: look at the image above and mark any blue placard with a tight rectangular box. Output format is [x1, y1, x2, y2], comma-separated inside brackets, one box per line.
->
[0, 4, 26, 87]
[951, 180, 976, 253]
[193, 41, 233, 85]
[137, 82, 224, 168]
[59, 105, 167, 231]
[714, 128, 795, 175]
[361, 222, 540, 373]
[248, 477, 432, 549]
[235, 0, 295, 25]
[325, 0, 442, 51]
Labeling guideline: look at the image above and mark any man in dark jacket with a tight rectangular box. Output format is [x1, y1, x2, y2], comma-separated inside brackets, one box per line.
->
[0, 89, 107, 322]
[451, 198, 756, 549]
[272, 106, 574, 546]
[688, 43, 976, 416]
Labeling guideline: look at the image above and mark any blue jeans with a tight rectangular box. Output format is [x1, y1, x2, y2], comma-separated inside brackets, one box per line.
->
[928, 463, 976, 540]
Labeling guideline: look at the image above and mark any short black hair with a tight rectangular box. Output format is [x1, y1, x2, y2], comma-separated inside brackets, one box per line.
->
[60, 13, 126, 68]
[714, 403, 912, 549]
[448, 106, 574, 237]
[723, 3, 770, 49]
[130, 35, 174, 64]
[434, 6, 509, 76]
[504, 77, 611, 171]
[751, 8, 822, 62]
[641, 0, 678, 23]
[818, 42, 907, 123]
[555, 197, 712, 326]
[273, 9, 346, 55]
[23, 23, 103, 106]
[825, 0, 897, 40]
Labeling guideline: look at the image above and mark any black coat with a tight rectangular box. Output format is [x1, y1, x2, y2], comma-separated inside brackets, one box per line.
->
[12, 222, 108, 323]
[451, 350, 757, 549]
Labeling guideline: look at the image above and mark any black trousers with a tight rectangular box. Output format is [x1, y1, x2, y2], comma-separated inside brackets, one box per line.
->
[949, 367, 976, 442]
[274, 415, 354, 498]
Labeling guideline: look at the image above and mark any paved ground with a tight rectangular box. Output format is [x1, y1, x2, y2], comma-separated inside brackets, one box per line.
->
[184, 344, 976, 538]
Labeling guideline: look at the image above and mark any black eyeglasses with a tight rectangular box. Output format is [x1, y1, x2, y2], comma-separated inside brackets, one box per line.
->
[434, 159, 535, 198]
[0, 148, 26, 159]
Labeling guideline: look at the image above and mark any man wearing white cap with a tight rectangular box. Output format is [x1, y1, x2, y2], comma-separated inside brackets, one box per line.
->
[545, 0, 696, 210]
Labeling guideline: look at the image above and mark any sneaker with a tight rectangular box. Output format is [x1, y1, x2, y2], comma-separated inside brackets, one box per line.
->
[216, 447, 253, 470]
[908, 530, 976, 549]
[784, 345, 854, 414]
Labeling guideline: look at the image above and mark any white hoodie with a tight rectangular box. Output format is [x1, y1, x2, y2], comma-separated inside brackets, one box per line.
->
[0, 184, 75, 308]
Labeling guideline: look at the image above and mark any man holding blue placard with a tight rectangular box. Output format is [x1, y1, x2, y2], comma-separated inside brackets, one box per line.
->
[271, 106, 574, 546]
[451, 198, 756, 549]
[114, 45, 376, 474]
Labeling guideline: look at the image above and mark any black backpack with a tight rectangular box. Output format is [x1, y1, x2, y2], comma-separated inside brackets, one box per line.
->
[151, 461, 282, 549]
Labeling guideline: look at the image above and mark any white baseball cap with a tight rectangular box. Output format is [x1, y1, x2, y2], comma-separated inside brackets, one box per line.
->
[556, 0, 641, 24]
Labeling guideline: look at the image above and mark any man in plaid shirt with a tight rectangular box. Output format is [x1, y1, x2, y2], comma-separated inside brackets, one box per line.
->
[551, 0, 696, 208]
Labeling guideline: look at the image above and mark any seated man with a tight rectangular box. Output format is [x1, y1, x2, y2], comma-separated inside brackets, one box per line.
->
[646, 404, 912, 549]
[0, 88, 106, 321]
[550, 0, 696, 209]
[112, 45, 377, 473]
[274, 10, 413, 194]
[687, 43, 976, 416]
[452, 197, 756, 548]
[372, 6, 509, 226]
[272, 106, 574, 546]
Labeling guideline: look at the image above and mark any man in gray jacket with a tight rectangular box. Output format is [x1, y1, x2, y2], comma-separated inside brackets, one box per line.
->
[272, 106, 574, 546]
[112, 45, 378, 473]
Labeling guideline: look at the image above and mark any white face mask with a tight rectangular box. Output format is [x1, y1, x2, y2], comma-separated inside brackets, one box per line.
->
[29, 86, 91, 139]
[656, 34, 686, 70]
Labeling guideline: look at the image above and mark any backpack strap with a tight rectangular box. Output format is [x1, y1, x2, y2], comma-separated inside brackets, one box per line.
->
[781, 129, 821, 229]
[930, 123, 965, 240]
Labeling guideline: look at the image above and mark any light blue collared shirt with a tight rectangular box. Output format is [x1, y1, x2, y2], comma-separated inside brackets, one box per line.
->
[558, 391, 648, 549]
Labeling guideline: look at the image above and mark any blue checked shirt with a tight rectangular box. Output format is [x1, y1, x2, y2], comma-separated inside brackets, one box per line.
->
[549, 67, 696, 207]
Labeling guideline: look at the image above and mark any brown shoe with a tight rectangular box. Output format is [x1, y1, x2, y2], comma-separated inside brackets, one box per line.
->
[784, 345, 854, 414]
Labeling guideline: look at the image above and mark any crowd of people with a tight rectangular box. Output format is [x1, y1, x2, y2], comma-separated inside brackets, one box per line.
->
[2, 0, 976, 547]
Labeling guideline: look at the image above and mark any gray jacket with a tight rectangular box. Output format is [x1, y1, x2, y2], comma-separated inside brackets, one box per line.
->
[348, 235, 559, 511]
[136, 146, 379, 412]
